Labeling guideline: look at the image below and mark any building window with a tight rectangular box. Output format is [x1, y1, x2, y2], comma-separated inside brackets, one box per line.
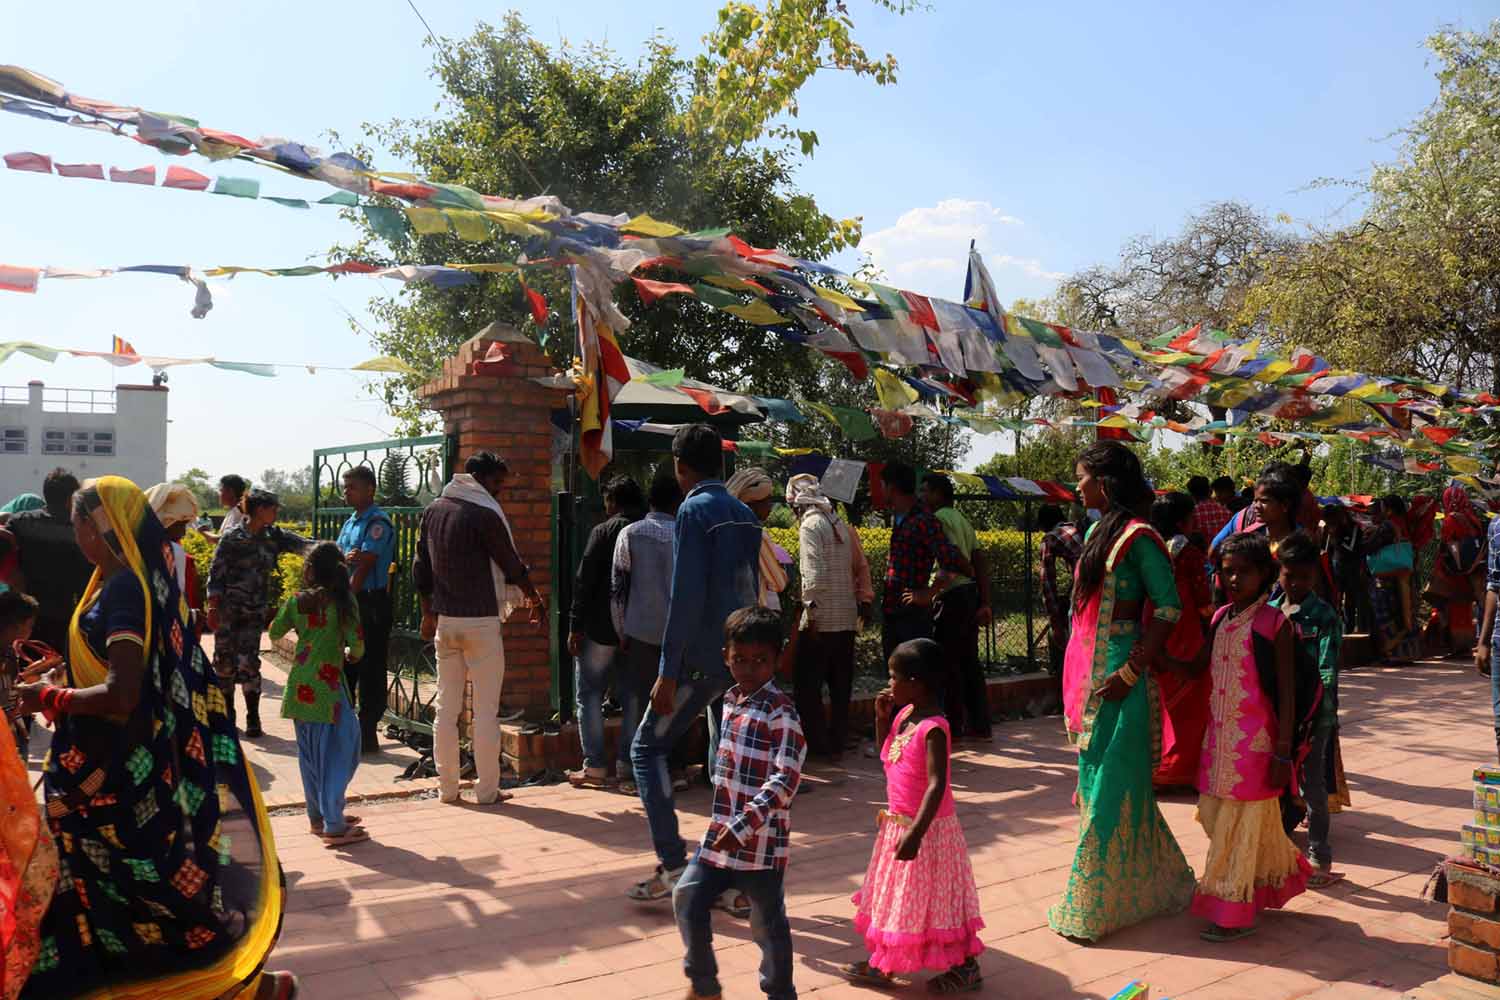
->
[92, 431, 114, 456]
[68, 430, 91, 456]
[42, 429, 64, 455]
[0, 427, 24, 455]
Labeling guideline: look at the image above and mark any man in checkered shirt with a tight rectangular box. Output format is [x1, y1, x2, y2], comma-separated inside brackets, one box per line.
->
[673, 606, 806, 1000]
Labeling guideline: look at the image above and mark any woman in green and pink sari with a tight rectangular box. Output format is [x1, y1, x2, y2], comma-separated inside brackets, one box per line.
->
[1048, 443, 1196, 942]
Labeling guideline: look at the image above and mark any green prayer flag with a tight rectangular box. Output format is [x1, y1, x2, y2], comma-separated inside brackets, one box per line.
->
[268, 266, 324, 277]
[685, 227, 731, 239]
[735, 440, 775, 457]
[1015, 316, 1063, 347]
[869, 283, 909, 315]
[423, 182, 488, 211]
[640, 368, 685, 387]
[209, 361, 276, 377]
[316, 191, 359, 207]
[828, 405, 878, 441]
[211, 176, 261, 199]
[362, 206, 409, 244]
[692, 283, 740, 309]
[264, 197, 309, 209]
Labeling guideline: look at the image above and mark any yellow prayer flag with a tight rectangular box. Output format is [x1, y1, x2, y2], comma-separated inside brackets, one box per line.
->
[775, 447, 816, 457]
[873, 369, 918, 411]
[724, 300, 787, 325]
[950, 472, 987, 494]
[351, 356, 421, 375]
[805, 402, 840, 427]
[1447, 455, 1482, 474]
[446, 210, 492, 242]
[621, 213, 686, 238]
[701, 274, 767, 297]
[483, 211, 547, 238]
[449, 262, 518, 273]
[404, 207, 449, 236]
[1252, 361, 1293, 383]
[811, 284, 864, 313]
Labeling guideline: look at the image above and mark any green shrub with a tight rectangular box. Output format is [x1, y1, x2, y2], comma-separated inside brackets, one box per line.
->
[182, 528, 309, 612]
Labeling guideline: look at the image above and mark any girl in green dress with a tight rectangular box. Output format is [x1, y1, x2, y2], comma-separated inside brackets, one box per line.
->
[1048, 443, 1197, 941]
[269, 542, 367, 847]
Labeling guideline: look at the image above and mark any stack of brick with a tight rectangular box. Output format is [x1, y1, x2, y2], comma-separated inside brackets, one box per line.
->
[1449, 766, 1500, 984]
[418, 324, 570, 721]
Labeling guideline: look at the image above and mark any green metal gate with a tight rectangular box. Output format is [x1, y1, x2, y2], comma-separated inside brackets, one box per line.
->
[310, 435, 453, 743]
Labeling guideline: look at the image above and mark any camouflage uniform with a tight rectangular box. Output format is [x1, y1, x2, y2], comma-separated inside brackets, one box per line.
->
[206, 524, 309, 697]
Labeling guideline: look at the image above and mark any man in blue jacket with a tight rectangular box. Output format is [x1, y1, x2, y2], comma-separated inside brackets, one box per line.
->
[627, 423, 763, 904]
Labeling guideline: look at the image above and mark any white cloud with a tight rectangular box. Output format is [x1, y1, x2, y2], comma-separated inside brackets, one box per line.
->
[860, 198, 1062, 296]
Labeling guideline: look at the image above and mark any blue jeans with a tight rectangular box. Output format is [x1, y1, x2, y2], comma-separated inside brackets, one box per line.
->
[575, 638, 630, 770]
[1302, 724, 1334, 867]
[1490, 635, 1500, 739]
[674, 856, 796, 1000]
[631, 669, 729, 871]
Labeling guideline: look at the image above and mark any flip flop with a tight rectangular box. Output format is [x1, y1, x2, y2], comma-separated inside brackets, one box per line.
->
[1200, 924, 1257, 943]
[322, 827, 371, 848]
[713, 891, 751, 919]
[627, 864, 683, 901]
[473, 790, 515, 805]
[1308, 871, 1346, 889]
[309, 814, 361, 835]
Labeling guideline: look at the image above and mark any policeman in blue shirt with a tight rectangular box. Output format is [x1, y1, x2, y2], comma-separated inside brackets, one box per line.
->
[337, 466, 397, 754]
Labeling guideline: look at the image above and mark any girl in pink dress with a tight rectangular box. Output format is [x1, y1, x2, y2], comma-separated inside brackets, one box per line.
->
[1190, 532, 1311, 942]
[843, 639, 985, 994]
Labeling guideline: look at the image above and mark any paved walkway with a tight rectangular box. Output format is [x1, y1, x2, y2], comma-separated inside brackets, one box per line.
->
[249, 657, 1500, 1000]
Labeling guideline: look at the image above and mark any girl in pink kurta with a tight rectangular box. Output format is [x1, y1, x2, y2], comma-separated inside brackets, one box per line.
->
[844, 639, 984, 994]
[1191, 532, 1311, 942]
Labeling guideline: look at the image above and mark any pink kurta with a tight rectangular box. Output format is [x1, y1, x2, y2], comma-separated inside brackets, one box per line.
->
[1198, 597, 1282, 802]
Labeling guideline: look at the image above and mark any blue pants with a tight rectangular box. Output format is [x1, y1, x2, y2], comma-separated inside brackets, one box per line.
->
[575, 638, 631, 770]
[674, 856, 796, 1000]
[631, 669, 728, 871]
[295, 691, 361, 836]
[1491, 637, 1500, 739]
[1302, 725, 1334, 867]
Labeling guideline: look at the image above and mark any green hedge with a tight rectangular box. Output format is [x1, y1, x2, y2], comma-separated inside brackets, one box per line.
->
[183, 527, 308, 612]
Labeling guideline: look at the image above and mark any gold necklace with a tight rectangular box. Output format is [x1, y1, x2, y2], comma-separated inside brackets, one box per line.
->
[887, 720, 920, 764]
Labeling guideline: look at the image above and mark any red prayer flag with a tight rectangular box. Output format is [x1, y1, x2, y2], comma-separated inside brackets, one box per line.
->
[326, 261, 381, 275]
[681, 387, 728, 415]
[520, 280, 548, 326]
[55, 162, 104, 180]
[108, 165, 156, 186]
[826, 351, 868, 382]
[0, 266, 41, 294]
[473, 342, 515, 377]
[1420, 426, 1461, 445]
[631, 276, 695, 305]
[3, 152, 52, 173]
[370, 179, 436, 201]
[1167, 323, 1203, 351]
[163, 165, 211, 191]
[866, 462, 888, 510]
[899, 291, 939, 332]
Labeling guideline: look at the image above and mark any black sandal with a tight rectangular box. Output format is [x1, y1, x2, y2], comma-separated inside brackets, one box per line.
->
[841, 961, 894, 986]
[927, 958, 981, 994]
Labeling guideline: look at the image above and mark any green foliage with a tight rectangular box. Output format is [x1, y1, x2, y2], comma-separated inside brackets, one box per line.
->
[173, 468, 219, 515]
[183, 527, 312, 613]
[333, 9, 912, 434]
[1243, 23, 1500, 391]
[259, 467, 314, 521]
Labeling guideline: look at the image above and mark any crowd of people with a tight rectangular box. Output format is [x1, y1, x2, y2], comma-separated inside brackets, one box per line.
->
[3, 426, 1493, 999]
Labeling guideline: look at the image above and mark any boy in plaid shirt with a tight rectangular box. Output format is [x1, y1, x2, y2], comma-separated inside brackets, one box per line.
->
[674, 606, 806, 1000]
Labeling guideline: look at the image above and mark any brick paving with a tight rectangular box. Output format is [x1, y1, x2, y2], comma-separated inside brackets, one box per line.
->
[234, 657, 1500, 999]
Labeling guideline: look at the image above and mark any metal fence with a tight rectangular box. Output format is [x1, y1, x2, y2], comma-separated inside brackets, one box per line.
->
[310, 435, 452, 740]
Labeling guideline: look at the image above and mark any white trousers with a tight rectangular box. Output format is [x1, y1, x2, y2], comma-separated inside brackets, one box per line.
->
[434, 615, 505, 801]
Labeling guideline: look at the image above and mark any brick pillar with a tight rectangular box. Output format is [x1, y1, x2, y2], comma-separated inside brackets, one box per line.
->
[1450, 869, 1500, 984]
[418, 324, 569, 719]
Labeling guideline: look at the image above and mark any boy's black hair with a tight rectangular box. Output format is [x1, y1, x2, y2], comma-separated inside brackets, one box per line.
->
[1211, 475, 1235, 493]
[1036, 504, 1065, 532]
[465, 451, 509, 479]
[922, 473, 955, 506]
[1150, 492, 1196, 540]
[43, 467, 80, 510]
[880, 462, 917, 496]
[244, 489, 280, 516]
[0, 590, 39, 630]
[1276, 530, 1320, 568]
[1255, 472, 1302, 510]
[672, 424, 724, 480]
[890, 637, 947, 701]
[648, 471, 684, 512]
[1379, 493, 1408, 517]
[1186, 475, 1211, 501]
[218, 474, 248, 497]
[342, 466, 376, 488]
[1219, 531, 1277, 594]
[604, 475, 645, 511]
[723, 605, 784, 653]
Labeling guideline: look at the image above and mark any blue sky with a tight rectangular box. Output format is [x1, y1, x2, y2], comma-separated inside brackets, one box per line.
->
[1, 1, 1494, 480]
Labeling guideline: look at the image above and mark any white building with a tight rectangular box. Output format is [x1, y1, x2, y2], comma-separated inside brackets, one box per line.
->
[0, 381, 168, 500]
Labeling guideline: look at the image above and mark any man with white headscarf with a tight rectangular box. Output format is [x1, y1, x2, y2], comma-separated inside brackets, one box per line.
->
[785, 474, 861, 763]
[725, 467, 787, 610]
[146, 482, 203, 623]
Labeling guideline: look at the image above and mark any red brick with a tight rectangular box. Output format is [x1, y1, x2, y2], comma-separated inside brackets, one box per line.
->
[1451, 939, 1500, 983]
[1453, 879, 1500, 915]
[1452, 909, 1500, 950]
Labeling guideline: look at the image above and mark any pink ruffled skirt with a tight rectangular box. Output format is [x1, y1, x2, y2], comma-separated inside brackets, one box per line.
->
[851, 813, 985, 973]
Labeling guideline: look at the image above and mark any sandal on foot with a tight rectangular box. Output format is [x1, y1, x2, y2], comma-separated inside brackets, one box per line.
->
[1308, 870, 1345, 889]
[1200, 923, 1257, 943]
[627, 864, 683, 901]
[841, 961, 894, 986]
[322, 827, 370, 848]
[713, 890, 751, 919]
[309, 814, 361, 835]
[927, 959, 981, 994]
[567, 768, 613, 789]
[473, 790, 515, 805]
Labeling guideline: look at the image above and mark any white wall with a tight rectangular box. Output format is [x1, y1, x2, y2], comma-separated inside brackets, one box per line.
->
[0, 382, 169, 501]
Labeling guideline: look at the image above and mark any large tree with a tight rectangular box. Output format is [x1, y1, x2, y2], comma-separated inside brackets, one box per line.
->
[334, 5, 919, 453]
[1245, 23, 1500, 392]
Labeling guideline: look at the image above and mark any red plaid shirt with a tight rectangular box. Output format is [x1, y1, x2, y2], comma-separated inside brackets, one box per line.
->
[698, 680, 806, 871]
[1189, 499, 1232, 542]
[883, 508, 966, 614]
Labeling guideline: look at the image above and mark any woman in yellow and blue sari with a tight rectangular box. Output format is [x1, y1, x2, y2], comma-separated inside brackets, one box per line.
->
[1048, 443, 1197, 941]
[16, 476, 293, 999]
